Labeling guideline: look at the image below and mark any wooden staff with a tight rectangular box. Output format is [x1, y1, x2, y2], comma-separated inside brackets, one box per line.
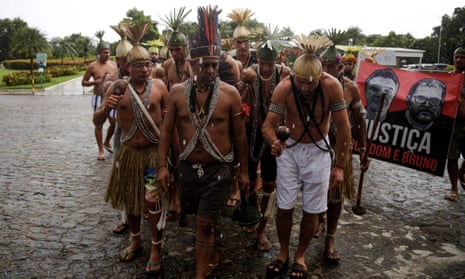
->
[352, 93, 386, 215]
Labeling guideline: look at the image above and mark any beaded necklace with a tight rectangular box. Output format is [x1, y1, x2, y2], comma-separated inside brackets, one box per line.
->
[249, 65, 277, 162]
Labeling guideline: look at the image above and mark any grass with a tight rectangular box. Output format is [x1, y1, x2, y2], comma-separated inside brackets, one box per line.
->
[0, 68, 84, 90]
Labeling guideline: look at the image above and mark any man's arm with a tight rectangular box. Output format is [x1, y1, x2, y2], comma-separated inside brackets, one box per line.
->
[157, 90, 177, 192]
[230, 88, 249, 190]
[262, 84, 287, 156]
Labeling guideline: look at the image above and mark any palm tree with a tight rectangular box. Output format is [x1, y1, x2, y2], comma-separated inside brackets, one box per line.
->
[53, 38, 77, 66]
[94, 30, 105, 50]
[10, 27, 51, 76]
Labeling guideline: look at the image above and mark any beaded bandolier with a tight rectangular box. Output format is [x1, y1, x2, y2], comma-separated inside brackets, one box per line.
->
[249, 65, 280, 162]
[120, 79, 159, 144]
[178, 78, 234, 163]
[288, 75, 333, 156]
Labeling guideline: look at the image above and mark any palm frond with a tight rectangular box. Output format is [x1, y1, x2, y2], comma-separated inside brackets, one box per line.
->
[227, 8, 254, 25]
[294, 34, 333, 56]
[159, 7, 192, 32]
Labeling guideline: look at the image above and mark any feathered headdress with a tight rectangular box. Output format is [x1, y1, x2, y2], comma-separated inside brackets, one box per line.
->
[320, 45, 343, 65]
[110, 23, 133, 58]
[145, 39, 165, 54]
[160, 7, 191, 46]
[343, 48, 358, 63]
[227, 8, 254, 40]
[360, 49, 384, 63]
[293, 34, 332, 81]
[188, 5, 222, 60]
[294, 34, 333, 57]
[255, 24, 295, 61]
[126, 23, 151, 63]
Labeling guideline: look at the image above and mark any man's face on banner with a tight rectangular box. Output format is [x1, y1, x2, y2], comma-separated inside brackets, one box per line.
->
[408, 79, 444, 124]
[365, 75, 398, 121]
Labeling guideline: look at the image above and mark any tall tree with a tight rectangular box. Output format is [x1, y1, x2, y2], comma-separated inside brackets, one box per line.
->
[9, 27, 51, 76]
[122, 8, 160, 42]
[0, 17, 28, 62]
[50, 37, 78, 66]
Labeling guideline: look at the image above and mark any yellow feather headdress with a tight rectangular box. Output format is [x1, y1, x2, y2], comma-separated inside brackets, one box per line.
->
[126, 23, 151, 63]
[227, 8, 254, 40]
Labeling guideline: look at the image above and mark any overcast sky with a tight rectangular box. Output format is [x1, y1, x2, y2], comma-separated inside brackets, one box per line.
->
[1, 0, 463, 44]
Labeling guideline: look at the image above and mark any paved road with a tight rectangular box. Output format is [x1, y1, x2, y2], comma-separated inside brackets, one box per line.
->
[1, 78, 465, 278]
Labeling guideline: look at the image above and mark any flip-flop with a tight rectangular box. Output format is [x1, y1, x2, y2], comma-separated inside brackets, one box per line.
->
[97, 154, 105, 161]
[104, 144, 113, 153]
[226, 197, 240, 207]
[112, 223, 129, 234]
[324, 249, 341, 264]
[289, 262, 308, 279]
[145, 260, 162, 275]
[444, 191, 458, 201]
[120, 246, 143, 262]
[266, 259, 289, 278]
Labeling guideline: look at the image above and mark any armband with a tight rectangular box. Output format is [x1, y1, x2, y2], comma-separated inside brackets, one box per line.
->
[349, 101, 363, 110]
[233, 111, 243, 117]
[269, 103, 286, 115]
[329, 100, 346, 112]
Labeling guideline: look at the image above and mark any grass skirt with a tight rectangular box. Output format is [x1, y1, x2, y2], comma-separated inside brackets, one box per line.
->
[104, 144, 159, 216]
[328, 148, 355, 203]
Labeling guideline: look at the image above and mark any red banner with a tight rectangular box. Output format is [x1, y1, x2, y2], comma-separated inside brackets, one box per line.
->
[355, 61, 464, 176]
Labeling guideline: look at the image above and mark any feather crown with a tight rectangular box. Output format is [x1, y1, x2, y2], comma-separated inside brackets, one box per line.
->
[126, 23, 151, 63]
[160, 7, 191, 46]
[188, 5, 222, 60]
[228, 8, 254, 39]
[111, 23, 133, 58]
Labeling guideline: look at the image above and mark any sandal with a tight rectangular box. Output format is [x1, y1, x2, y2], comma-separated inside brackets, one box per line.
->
[146, 260, 162, 275]
[104, 143, 113, 153]
[324, 249, 340, 264]
[146, 239, 163, 275]
[112, 222, 129, 234]
[226, 197, 240, 207]
[120, 232, 143, 262]
[289, 262, 308, 279]
[266, 259, 289, 279]
[444, 191, 458, 202]
[120, 246, 143, 262]
[324, 233, 340, 264]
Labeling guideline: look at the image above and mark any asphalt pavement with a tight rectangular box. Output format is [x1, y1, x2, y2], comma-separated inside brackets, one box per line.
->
[1, 78, 464, 278]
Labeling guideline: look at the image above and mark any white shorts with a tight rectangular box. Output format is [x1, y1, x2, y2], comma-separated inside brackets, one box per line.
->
[276, 138, 331, 214]
[91, 94, 116, 118]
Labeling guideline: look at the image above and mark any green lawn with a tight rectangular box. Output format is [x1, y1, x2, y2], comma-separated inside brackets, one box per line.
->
[0, 68, 84, 90]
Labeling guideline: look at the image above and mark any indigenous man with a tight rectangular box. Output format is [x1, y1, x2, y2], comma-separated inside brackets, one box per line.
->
[342, 51, 358, 81]
[241, 40, 291, 250]
[160, 7, 193, 225]
[262, 35, 351, 279]
[157, 6, 249, 278]
[103, 23, 133, 235]
[319, 45, 368, 263]
[82, 42, 118, 160]
[103, 23, 169, 276]
[226, 8, 257, 207]
[445, 47, 465, 201]
[161, 7, 193, 91]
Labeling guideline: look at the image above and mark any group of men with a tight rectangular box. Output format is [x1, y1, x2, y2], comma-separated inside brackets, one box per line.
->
[80, 4, 465, 279]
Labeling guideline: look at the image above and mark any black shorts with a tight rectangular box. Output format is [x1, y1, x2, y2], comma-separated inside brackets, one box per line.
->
[177, 161, 233, 221]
